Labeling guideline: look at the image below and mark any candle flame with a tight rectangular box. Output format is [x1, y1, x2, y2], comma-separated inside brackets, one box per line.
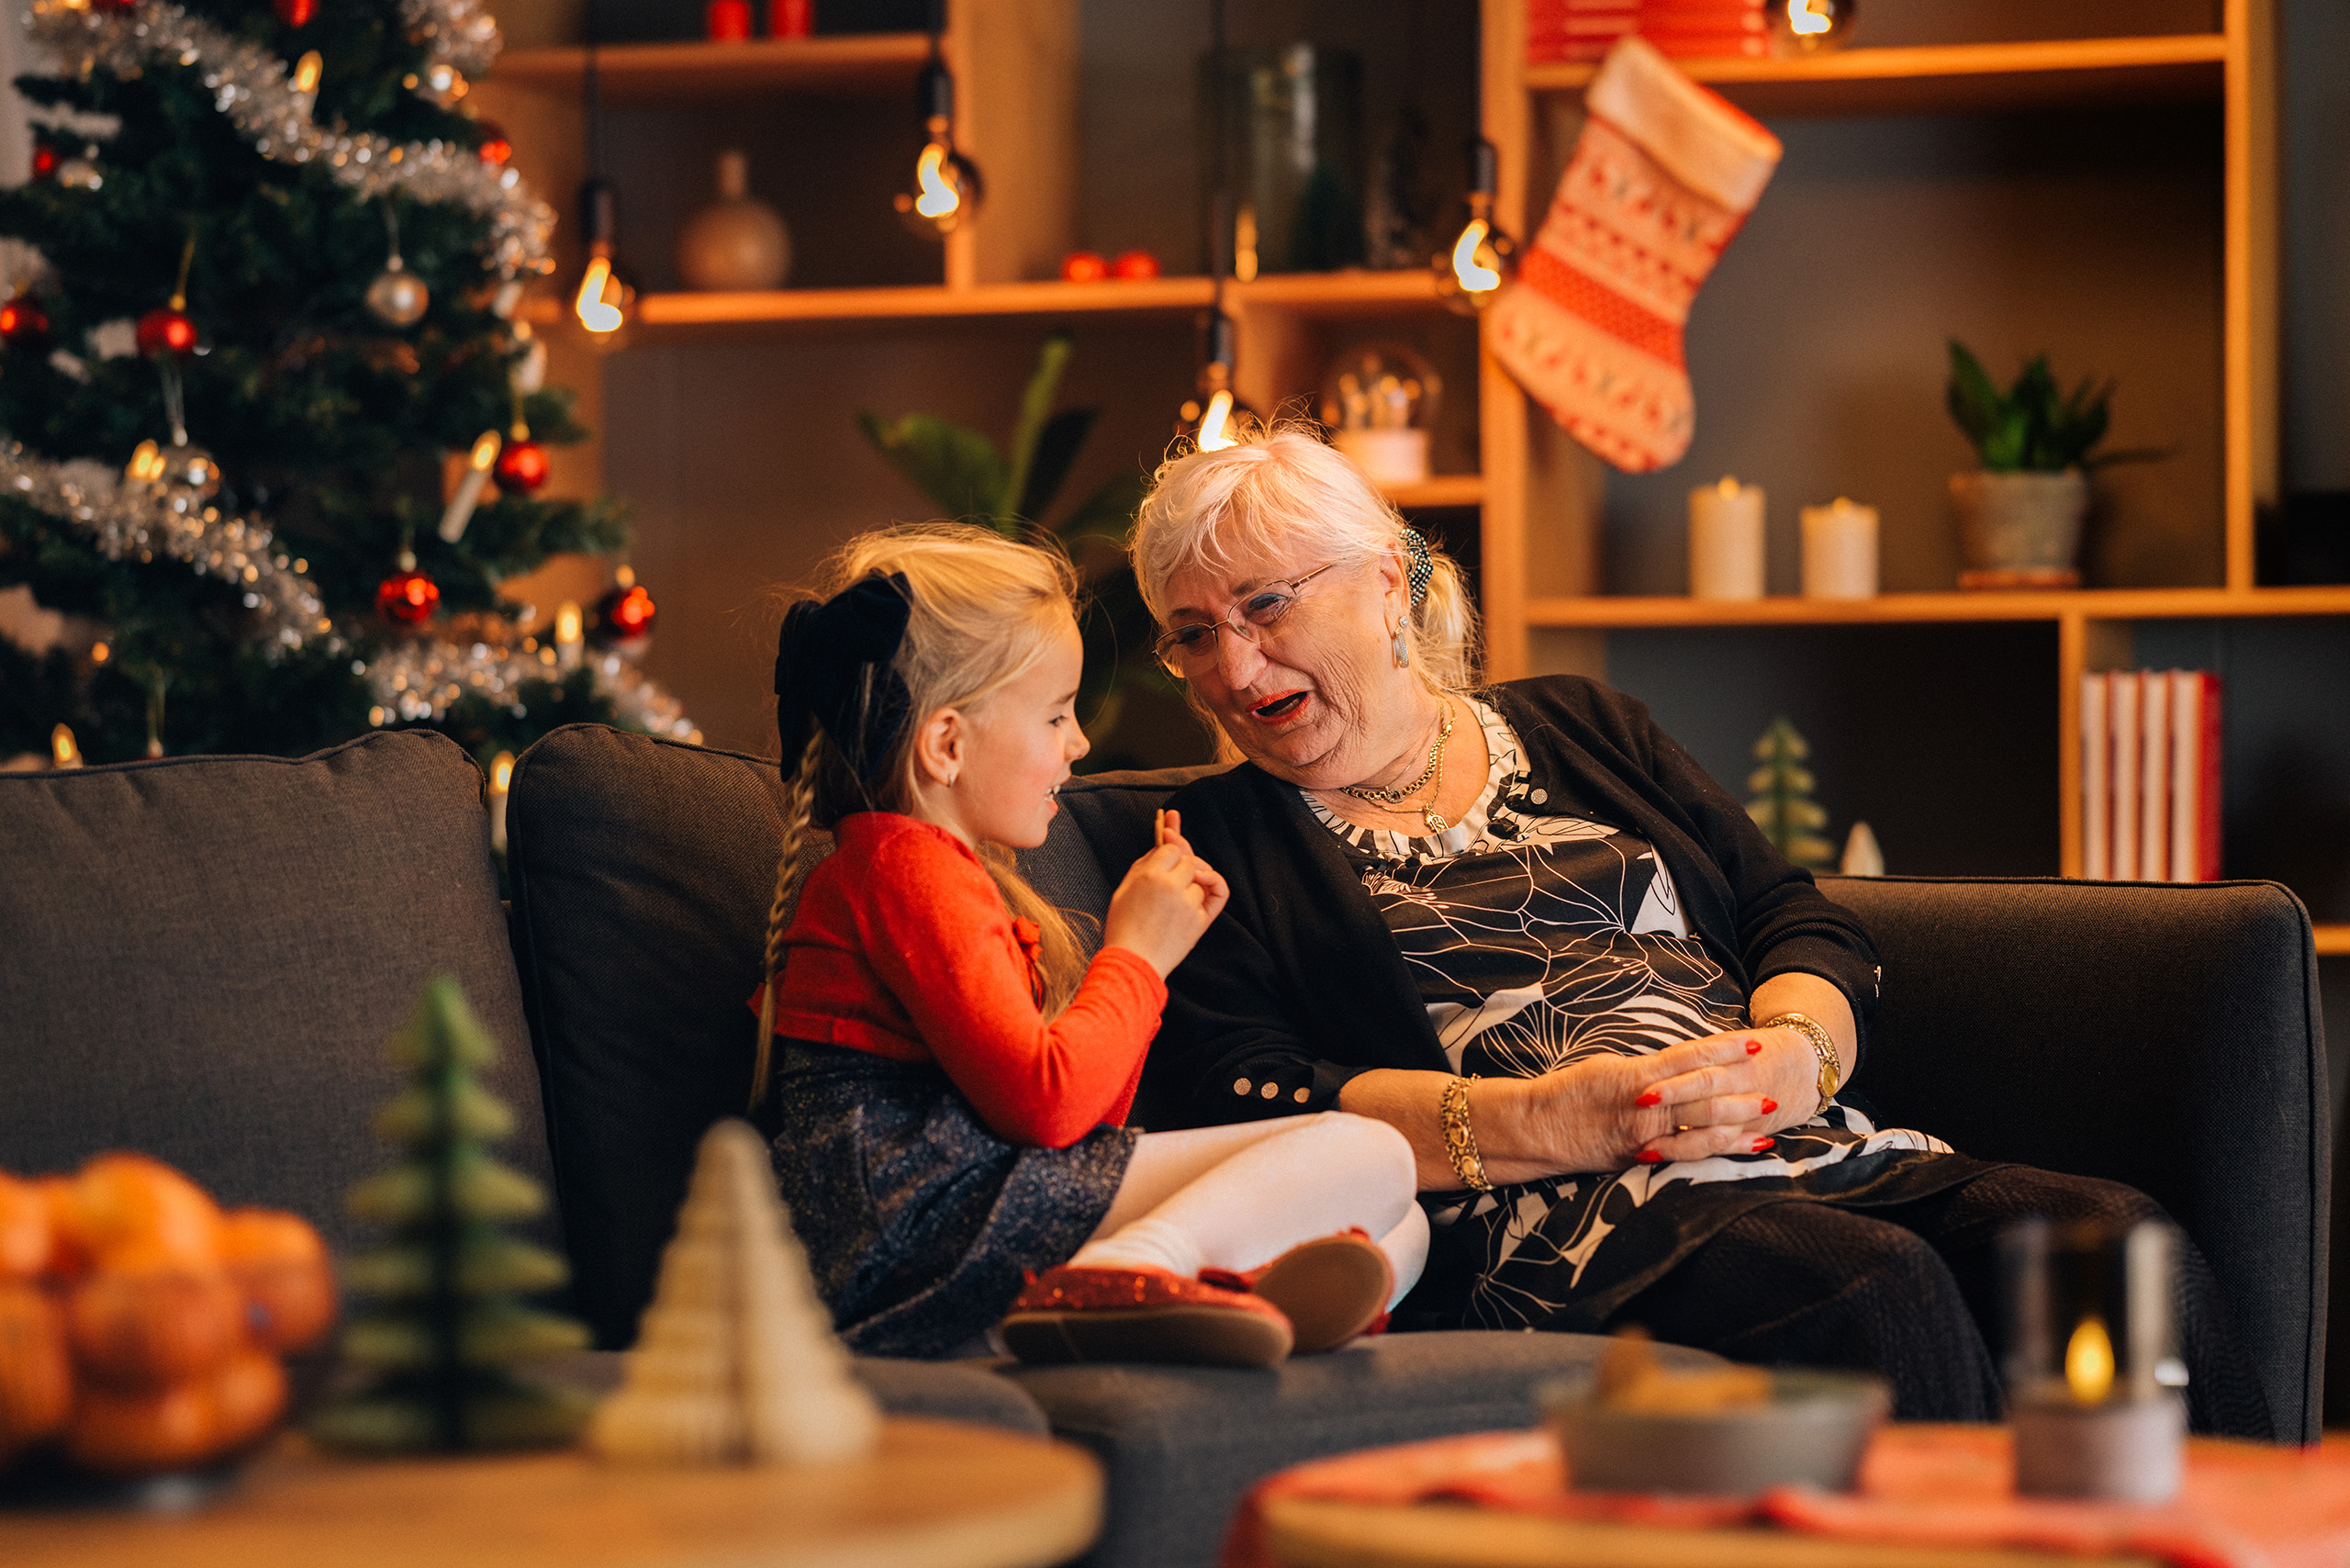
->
[2065, 1315, 2115, 1405]
[1786, 0, 1833, 36]
[1196, 389, 1237, 452]
[575, 255, 624, 334]
[126, 439, 167, 484]
[50, 723, 80, 768]
[1718, 476, 1740, 498]
[1449, 218, 1502, 295]
[555, 602, 584, 645]
[490, 751, 515, 792]
[912, 141, 960, 220]
[469, 430, 502, 470]
[293, 50, 322, 94]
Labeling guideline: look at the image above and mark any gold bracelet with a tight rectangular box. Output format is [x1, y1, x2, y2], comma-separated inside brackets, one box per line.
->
[1758, 1012, 1841, 1113]
[1438, 1074, 1493, 1193]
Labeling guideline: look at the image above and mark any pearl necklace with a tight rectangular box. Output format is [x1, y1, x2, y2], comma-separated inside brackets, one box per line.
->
[1337, 703, 1458, 834]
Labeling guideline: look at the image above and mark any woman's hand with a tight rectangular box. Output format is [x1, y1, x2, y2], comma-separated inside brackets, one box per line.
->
[1623, 1026, 1819, 1164]
[1102, 810, 1231, 979]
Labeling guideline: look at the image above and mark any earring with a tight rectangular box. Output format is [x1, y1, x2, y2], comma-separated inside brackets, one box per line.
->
[1392, 623, 1411, 669]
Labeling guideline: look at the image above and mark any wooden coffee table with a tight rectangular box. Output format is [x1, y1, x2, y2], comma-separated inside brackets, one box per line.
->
[0, 1417, 1101, 1568]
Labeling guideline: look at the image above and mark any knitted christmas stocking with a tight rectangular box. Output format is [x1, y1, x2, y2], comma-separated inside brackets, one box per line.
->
[1488, 37, 1782, 473]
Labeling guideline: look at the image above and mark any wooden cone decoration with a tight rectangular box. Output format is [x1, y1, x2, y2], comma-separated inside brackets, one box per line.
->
[588, 1120, 880, 1465]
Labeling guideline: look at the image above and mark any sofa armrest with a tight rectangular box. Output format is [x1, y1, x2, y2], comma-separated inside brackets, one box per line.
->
[1818, 876, 2329, 1441]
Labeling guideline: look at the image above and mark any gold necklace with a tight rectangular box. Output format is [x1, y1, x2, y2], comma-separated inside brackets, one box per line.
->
[1338, 703, 1457, 834]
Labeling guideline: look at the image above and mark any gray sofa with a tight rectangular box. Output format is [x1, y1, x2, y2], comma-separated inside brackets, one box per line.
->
[2, 726, 2331, 1568]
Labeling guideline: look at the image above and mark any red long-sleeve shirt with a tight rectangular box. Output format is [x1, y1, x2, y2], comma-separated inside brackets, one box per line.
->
[761, 812, 1165, 1148]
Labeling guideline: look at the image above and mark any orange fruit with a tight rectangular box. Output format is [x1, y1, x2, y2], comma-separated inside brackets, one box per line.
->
[0, 1174, 48, 1281]
[68, 1155, 221, 1273]
[66, 1270, 241, 1389]
[34, 1178, 88, 1281]
[65, 1379, 217, 1475]
[205, 1349, 286, 1452]
[0, 1282, 73, 1463]
[219, 1210, 337, 1354]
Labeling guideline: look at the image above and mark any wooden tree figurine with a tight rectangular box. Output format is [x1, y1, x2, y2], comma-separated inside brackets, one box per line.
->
[312, 977, 591, 1452]
[588, 1120, 880, 1466]
[1746, 717, 1838, 872]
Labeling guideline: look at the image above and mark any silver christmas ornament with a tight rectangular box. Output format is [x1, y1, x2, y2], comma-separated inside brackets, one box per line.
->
[365, 259, 430, 327]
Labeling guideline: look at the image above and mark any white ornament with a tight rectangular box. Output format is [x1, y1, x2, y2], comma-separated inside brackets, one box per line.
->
[364, 260, 431, 328]
[588, 1121, 880, 1466]
[1840, 821, 1885, 877]
[88, 319, 139, 359]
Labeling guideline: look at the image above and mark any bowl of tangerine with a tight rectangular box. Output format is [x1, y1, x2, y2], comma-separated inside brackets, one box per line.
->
[1, 1153, 336, 1504]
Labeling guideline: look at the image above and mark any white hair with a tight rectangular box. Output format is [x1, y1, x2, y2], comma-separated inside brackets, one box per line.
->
[1130, 423, 1480, 692]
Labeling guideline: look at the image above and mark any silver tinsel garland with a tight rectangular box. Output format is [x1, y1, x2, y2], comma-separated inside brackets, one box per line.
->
[363, 639, 700, 742]
[25, 0, 553, 278]
[0, 439, 332, 654]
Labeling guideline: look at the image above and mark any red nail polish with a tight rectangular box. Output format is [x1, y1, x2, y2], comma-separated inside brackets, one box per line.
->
[1637, 1149, 1662, 1164]
[1745, 1038, 1762, 1055]
[1751, 1137, 1775, 1153]
[1634, 1091, 1661, 1107]
[1761, 1098, 1777, 1114]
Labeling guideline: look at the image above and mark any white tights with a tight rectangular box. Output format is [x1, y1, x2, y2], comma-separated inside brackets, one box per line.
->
[1066, 1112, 1429, 1311]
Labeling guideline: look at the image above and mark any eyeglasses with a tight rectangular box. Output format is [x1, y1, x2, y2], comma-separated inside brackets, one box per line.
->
[1153, 561, 1341, 677]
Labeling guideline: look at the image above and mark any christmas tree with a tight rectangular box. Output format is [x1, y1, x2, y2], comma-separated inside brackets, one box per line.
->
[0, 0, 690, 766]
[313, 974, 592, 1452]
[1745, 715, 1837, 872]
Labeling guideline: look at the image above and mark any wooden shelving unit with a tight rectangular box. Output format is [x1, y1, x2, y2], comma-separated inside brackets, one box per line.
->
[2317, 927, 2350, 958]
[625, 271, 1447, 332]
[1527, 586, 2350, 629]
[1382, 475, 1487, 510]
[492, 34, 933, 104]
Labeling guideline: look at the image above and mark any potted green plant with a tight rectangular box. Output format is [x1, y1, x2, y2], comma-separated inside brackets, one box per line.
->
[1943, 342, 2163, 589]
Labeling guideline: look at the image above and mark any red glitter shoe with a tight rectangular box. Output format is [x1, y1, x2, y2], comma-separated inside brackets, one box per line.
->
[1205, 1230, 1393, 1353]
[1001, 1266, 1294, 1368]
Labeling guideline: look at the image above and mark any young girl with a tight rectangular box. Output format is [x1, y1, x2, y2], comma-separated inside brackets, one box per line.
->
[753, 523, 1427, 1366]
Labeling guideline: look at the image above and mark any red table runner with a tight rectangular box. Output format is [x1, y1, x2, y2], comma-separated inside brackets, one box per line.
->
[1225, 1425, 2350, 1568]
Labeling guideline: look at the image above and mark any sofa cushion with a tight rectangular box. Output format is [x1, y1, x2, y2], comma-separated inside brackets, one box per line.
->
[1002, 1329, 1723, 1568]
[1819, 874, 2329, 1443]
[505, 727, 1219, 1347]
[0, 732, 548, 1260]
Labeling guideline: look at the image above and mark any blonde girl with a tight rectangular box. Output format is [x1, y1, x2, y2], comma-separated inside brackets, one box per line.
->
[753, 522, 1427, 1365]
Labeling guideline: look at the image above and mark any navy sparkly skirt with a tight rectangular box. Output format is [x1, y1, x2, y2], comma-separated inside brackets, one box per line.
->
[768, 1040, 1139, 1359]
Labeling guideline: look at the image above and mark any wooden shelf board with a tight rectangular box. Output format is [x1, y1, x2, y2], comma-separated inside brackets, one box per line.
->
[492, 34, 932, 104]
[1382, 475, 1486, 509]
[1524, 35, 2228, 117]
[1525, 586, 2350, 629]
[2314, 925, 2350, 958]
[628, 272, 1446, 330]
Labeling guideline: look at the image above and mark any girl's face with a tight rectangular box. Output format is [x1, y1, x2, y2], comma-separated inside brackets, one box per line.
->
[918, 617, 1090, 850]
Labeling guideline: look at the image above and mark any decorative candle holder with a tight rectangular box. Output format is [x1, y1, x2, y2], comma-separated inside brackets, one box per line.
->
[1689, 477, 1765, 599]
[2002, 1218, 2186, 1503]
[1799, 498, 1878, 599]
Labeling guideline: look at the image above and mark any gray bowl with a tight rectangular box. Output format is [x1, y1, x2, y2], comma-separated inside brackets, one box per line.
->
[1541, 1368, 1890, 1495]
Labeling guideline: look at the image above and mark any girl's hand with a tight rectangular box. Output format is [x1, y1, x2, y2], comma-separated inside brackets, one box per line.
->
[1104, 811, 1230, 977]
[1620, 1026, 1819, 1165]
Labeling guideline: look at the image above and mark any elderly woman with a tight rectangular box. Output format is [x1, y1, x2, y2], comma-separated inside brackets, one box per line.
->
[1129, 427, 2268, 1436]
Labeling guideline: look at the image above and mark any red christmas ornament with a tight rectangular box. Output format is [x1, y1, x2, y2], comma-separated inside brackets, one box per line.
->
[30, 144, 57, 182]
[476, 122, 512, 166]
[1112, 250, 1162, 280]
[495, 439, 550, 494]
[0, 298, 50, 350]
[705, 0, 753, 40]
[274, 0, 316, 24]
[376, 568, 441, 625]
[595, 582, 657, 644]
[1060, 251, 1109, 284]
[137, 307, 198, 359]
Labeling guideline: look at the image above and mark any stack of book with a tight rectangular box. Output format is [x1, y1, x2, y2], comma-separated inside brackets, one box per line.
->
[1527, 0, 1770, 63]
[2081, 670, 2222, 881]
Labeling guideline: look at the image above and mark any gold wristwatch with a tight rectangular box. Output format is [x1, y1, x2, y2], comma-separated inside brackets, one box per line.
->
[1758, 1012, 1841, 1112]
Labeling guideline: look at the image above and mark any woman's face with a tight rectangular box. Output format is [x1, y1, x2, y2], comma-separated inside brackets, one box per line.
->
[1158, 541, 1425, 790]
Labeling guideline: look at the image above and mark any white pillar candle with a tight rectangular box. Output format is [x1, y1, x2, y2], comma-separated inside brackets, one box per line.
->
[1800, 498, 1879, 599]
[1688, 477, 1766, 599]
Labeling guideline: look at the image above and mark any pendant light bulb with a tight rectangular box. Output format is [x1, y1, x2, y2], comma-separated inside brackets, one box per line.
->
[897, 59, 982, 241]
[1434, 138, 1516, 316]
[572, 177, 635, 342]
[1178, 312, 1251, 452]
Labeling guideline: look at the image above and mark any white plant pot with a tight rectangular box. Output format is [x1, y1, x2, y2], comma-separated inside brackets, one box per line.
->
[1950, 468, 2088, 590]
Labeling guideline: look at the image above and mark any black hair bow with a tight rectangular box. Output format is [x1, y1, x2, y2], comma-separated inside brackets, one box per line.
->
[773, 572, 913, 787]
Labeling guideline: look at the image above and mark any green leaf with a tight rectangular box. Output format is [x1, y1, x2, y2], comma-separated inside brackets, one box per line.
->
[1054, 469, 1149, 550]
[1020, 408, 1100, 523]
[856, 409, 1009, 523]
[1980, 406, 2031, 471]
[1002, 330, 1073, 521]
[1944, 340, 2005, 450]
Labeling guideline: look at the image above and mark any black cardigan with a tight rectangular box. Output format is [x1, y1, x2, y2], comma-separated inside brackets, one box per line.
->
[1136, 675, 1881, 1131]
